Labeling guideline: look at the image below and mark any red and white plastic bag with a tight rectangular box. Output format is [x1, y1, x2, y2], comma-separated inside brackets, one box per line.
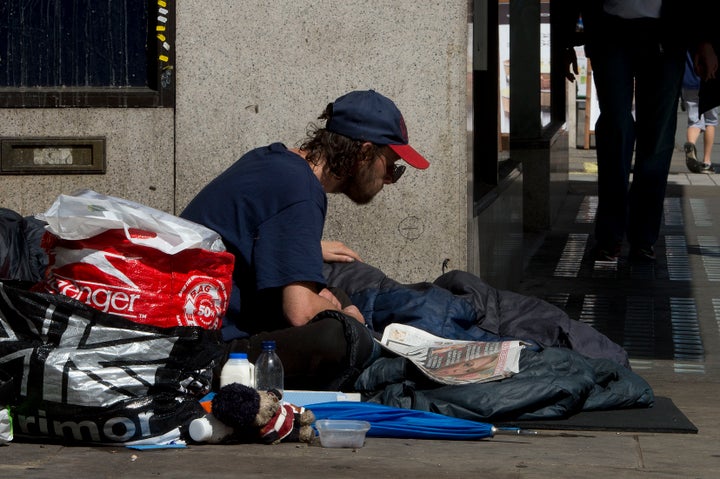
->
[35, 190, 234, 329]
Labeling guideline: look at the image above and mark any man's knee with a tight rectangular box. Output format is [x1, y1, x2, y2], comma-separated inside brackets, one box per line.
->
[309, 313, 377, 369]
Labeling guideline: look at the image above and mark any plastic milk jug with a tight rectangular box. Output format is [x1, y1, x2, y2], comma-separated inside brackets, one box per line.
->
[220, 352, 255, 388]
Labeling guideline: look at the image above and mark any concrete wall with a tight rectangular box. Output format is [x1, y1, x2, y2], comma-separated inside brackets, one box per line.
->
[0, 1, 469, 285]
[175, 1, 469, 283]
[0, 109, 174, 215]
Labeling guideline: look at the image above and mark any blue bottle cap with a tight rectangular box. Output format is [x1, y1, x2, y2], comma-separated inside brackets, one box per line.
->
[229, 352, 248, 359]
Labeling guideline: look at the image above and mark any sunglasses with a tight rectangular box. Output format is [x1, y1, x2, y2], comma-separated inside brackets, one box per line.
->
[390, 163, 406, 183]
[379, 152, 406, 183]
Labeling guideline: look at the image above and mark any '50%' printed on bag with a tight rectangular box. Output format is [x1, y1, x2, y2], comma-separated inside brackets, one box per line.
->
[34, 190, 234, 330]
[0, 281, 223, 445]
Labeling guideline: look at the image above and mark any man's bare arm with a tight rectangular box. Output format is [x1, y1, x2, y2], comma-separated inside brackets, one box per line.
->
[282, 282, 366, 326]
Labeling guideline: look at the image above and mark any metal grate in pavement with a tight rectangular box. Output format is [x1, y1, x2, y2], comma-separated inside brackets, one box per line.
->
[663, 197, 684, 227]
[629, 258, 654, 280]
[690, 198, 713, 227]
[579, 294, 612, 329]
[666, 235, 692, 281]
[518, 182, 719, 374]
[669, 297, 704, 361]
[697, 235, 720, 281]
[673, 361, 706, 374]
[628, 359, 655, 371]
[554, 233, 588, 278]
[593, 258, 619, 277]
[575, 195, 597, 224]
[544, 293, 570, 310]
[623, 296, 655, 358]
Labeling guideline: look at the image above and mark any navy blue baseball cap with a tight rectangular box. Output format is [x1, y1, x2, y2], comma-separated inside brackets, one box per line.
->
[325, 90, 430, 169]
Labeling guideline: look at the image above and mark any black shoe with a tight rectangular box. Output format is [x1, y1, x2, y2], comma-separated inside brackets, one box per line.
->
[629, 245, 656, 262]
[593, 242, 621, 261]
[684, 143, 705, 174]
[699, 162, 715, 174]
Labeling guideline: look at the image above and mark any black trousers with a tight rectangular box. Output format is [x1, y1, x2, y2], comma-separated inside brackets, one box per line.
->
[588, 15, 685, 248]
[220, 310, 378, 392]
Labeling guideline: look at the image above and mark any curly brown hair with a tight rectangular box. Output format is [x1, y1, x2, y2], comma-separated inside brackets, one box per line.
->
[297, 103, 379, 179]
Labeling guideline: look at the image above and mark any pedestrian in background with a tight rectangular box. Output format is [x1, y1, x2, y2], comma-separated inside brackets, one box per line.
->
[561, 1, 719, 262]
[683, 50, 718, 174]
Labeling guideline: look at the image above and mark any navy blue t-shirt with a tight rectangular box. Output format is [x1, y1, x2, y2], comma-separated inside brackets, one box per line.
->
[181, 143, 327, 340]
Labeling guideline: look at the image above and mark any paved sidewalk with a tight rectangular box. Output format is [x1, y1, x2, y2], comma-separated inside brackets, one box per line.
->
[570, 106, 720, 185]
[2, 128, 720, 478]
[570, 145, 720, 186]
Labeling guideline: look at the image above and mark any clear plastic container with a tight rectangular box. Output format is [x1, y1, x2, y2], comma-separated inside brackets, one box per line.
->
[220, 352, 255, 388]
[254, 340, 284, 395]
[314, 420, 371, 448]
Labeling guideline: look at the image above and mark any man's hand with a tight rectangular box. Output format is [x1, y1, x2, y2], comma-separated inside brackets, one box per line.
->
[318, 287, 343, 309]
[565, 47, 579, 82]
[321, 240, 362, 263]
[341, 304, 366, 325]
[283, 282, 366, 326]
[319, 287, 366, 324]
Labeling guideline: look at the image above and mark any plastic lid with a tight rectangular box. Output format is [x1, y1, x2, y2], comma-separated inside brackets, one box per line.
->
[228, 352, 248, 360]
[261, 340, 276, 350]
[188, 417, 212, 442]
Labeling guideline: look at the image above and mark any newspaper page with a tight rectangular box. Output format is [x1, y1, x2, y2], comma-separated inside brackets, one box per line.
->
[378, 323, 525, 385]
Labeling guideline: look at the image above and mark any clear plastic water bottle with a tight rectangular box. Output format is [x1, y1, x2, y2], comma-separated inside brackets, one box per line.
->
[220, 352, 255, 388]
[254, 340, 284, 395]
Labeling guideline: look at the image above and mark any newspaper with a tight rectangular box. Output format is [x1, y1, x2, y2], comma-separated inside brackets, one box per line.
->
[378, 323, 525, 385]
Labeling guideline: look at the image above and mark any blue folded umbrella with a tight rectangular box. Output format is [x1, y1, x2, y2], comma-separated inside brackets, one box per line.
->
[305, 401, 495, 440]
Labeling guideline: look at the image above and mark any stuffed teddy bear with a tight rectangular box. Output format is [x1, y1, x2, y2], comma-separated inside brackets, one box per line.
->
[211, 383, 316, 444]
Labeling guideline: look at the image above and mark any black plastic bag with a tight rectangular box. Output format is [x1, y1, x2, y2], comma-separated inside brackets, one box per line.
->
[0, 208, 47, 282]
[0, 281, 223, 445]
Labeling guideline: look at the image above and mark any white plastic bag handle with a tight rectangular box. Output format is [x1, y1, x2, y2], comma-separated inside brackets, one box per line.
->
[37, 190, 226, 254]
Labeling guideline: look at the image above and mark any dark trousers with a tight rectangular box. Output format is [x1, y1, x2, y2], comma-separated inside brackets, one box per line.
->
[589, 18, 685, 248]
[222, 311, 379, 392]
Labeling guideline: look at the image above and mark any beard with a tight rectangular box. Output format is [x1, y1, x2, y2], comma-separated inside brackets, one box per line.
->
[341, 168, 383, 205]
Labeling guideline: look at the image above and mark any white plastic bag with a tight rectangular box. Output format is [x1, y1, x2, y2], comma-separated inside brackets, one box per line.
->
[34, 190, 234, 329]
[0, 408, 12, 444]
[36, 189, 226, 255]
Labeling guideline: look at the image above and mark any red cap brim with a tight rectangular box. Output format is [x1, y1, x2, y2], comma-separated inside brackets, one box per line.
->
[389, 144, 430, 169]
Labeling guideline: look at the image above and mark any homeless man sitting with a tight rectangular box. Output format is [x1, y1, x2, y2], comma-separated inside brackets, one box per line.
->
[181, 90, 430, 391]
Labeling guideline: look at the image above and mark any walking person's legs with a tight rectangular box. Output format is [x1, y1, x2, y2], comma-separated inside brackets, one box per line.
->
[700, 106, 718, 168]
[589, 44, 636, 259]
[683, 88, 714, 173]
[627, 47, 685, 257]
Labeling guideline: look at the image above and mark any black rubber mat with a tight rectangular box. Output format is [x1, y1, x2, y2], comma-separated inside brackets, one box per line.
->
[495, 396, 698, 434]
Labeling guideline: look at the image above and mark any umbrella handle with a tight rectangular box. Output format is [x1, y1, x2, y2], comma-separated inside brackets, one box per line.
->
[493, 426, 539, 436]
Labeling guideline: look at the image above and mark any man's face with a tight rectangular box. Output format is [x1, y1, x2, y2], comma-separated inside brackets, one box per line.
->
[342, 147, 401, 205]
